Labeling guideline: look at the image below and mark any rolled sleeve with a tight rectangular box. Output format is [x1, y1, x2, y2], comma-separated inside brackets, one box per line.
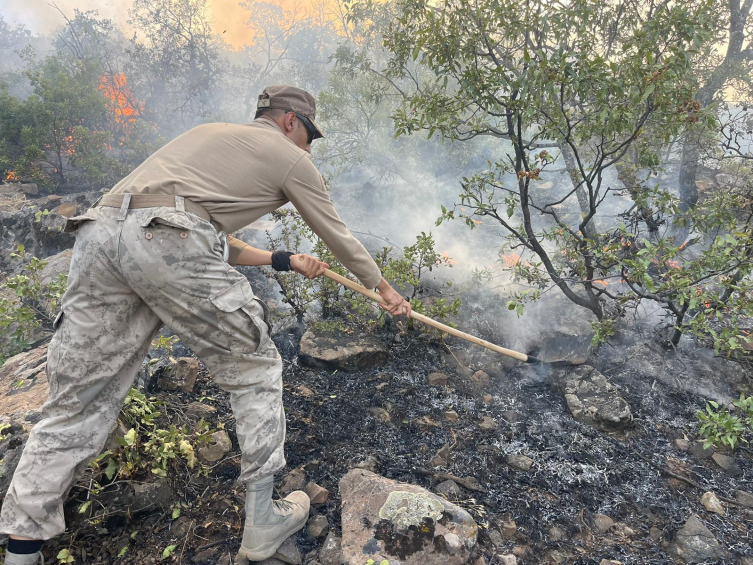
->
[227, 234, 250, 266]
[282, 156, 383, 288]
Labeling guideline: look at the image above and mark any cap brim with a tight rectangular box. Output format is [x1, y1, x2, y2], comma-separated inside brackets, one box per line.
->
[309, 118, 325, 140]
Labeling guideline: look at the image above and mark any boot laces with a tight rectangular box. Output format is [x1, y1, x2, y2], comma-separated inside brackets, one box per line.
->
[274, 498, 296, 513]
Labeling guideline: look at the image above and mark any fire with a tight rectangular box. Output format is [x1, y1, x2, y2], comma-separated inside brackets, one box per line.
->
[99, 73, 143, 127]
[502, 254, 520, 268]
[667, 260, 681, 269]
[440, 251, 457, 265]
[5, 171, 18, 181]
[593, 279, 609, 286]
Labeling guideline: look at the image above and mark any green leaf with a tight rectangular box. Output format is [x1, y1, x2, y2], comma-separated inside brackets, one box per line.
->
[161, 544, 177, 560]
[118, 546, 128, 558]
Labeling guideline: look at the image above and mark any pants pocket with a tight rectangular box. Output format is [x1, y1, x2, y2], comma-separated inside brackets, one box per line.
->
[209, 281, 270, 354]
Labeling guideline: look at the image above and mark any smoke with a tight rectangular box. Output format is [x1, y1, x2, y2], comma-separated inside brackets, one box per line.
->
[1, 0, 131, 34]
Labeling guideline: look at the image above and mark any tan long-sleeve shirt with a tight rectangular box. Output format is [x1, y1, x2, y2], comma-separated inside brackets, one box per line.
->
[111, 117, 383, 288]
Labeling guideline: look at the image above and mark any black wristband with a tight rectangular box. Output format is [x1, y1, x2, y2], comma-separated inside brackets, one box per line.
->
[271, 250, 294, 271]
[8, 539, 43, 554]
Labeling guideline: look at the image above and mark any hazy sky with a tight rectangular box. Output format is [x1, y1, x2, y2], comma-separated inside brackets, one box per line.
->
[0, 0, 267, 48]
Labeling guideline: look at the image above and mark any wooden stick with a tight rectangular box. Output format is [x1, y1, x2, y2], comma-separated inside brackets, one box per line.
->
[323, 269, 533, 363]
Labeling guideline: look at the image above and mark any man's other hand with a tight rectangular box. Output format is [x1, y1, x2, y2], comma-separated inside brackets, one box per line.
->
[377, 284, 411, 317]
[291, 254, 330, 279]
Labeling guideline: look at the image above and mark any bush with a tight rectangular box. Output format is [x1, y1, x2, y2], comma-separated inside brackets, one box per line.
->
[0, 245, 67, 364]
[697, 394, 753, 450]
[264, 209, 459, 332]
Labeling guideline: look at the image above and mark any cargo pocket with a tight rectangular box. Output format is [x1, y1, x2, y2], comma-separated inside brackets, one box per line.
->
[64, 213, 97, 233]
[209, 280, 270, 354]
[47, 311, 66, 398]
[140, 209, 200, 231]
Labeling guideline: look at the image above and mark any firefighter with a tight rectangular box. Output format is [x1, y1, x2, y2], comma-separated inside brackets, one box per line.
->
[0, 85, 411, 564]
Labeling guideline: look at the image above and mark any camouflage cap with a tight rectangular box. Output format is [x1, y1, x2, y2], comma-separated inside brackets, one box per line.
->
[257, 85, 324, 140]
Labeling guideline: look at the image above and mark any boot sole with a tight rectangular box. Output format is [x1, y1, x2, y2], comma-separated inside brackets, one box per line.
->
[236, 514, 308, 561]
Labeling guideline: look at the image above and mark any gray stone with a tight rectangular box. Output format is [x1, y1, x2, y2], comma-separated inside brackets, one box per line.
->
[507, 454, 533, 472]
[427, 372, 450, 386]
[471, 370, 490, 388]
[701, 492, 725, 515]
[130, 479, 173, 513]
[479, 416, 498, 431]
[299, 330, 388, 371]
[498, 555, 517, 565]
[158, 357, 199, 392]
[0, 420, 29, 498]
[592, 513, 614, 534]
[673, 438, 690, 451]
[22, 183, 38, 196]
[487, 528, 504, 548]
[171, 515, 192, 538]
[435, 479, 463, 500]
[280, 468, 307, 495]
[649, 526, 663, 542]
[256, 559, 289, 565]
[318, 532, 342, 565]
[548, 526, 566, 541]
[500, 518, 517, 538]
[368, 407, 391, 423]
[549, 365, 632, 430]
[354, 456, 379, 473]
[711, 452, 742, 476]
[185, 401, 216, 421]
[272, 537, 301, 564]
[197, 430, 232, 463]
[670, 514, 729, 563]
[304, 481, 329, 505]
[0, 344, 50, 420]
[339, 468, 478, 565]
[307, 514, 329, 538]
[689, 440, 714, 459]
[430, 443, 451, 467]
[735, 490, 753, 508]
[473, 557, 487, 565]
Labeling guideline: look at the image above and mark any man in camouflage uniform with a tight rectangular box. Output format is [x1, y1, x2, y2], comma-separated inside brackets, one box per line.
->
[0, 86, 410, 564]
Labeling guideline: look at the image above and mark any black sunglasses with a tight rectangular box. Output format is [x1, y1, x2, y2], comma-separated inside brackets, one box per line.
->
[288, 111, 317, 144]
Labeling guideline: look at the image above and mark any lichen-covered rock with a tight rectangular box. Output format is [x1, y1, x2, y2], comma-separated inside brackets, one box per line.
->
[549, 365, 632, 430]
[0, 420, 29, 497]
[299, 329, 388, 371]
[670, 514, 729, 563]
[339, 468, 477, 565]
[157, 357, 199, 392]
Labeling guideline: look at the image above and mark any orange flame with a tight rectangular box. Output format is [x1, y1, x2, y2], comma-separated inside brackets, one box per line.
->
[5, 171, 18, 181]
[440, 251, 457, 265]
[593, 279, 609, 286]
[667, 260, 681, 269]
[99, 73, 142, 127]
[502, 254, 520, 268]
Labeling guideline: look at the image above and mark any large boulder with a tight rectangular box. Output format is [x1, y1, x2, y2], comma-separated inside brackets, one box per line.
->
[0, 344, 50, 421]
[0, 419, 29, 497]
[670, 514, 729, 563]
[549, 365, 633, 431]
[339, 468, 477, 565]
[299, 329, 389, 371]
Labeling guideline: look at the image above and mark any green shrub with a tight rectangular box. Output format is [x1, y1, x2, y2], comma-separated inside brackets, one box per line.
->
[696, 394, 753, 450]
[0, 245, 67, 364]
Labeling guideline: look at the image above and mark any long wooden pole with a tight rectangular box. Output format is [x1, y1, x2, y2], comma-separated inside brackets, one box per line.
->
[323, 269, 537, 364]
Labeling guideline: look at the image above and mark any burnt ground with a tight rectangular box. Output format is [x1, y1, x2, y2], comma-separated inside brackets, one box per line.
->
[32, 284, 753, 565]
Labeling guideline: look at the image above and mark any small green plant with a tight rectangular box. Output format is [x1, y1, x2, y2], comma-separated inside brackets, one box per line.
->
[0, 423, 11, 441]
[0, 244, 67, 364]
[161, 544, 177, 560]
[151, 335, 180, 355]
[696, 394, 753, 450]
[57, 548, 75, 564]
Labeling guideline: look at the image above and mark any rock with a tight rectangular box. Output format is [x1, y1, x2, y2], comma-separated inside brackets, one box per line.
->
[735, 490, 753, 507]
[549, 365, 633, 430]
[500, 410, 522, 423]
[197, 430, 232, 463]
[0, 420, 29, 497]
[304, 481, 329, 505]
[158, 357, 199, 392]
[272, 537, 301, 564]
[649, 526, 663, 542]
[0, 344, 50, 420]
[22, 183, 38, 196]
[171, 515, 192, 538]
[673, 438, 690, 451]
[670, 514, 729, 563]
[479, 416, 498, 431]
[512, 545, 528, 557]
[507, 454, 533, 472]
[715, 173, 747, 189]
[369, 407, 391, 423]
[482, 394, 493, 404]
[592, 513, 614, 534]
[318, 532, 342, 565]
[435, 480, 463, 500]
[498, 555, 517, 565]
[280, 468, 307, 495]
[701, 492, 725, 515]
[473, 557, 487, 565]
[339, 468, 478, 565]
[307, 514, 329, 538]
[689, 440, 714, 459]
[711, 453, 742, 476]
[192, 548, 219, 563]
[427, 372, 450, 386]
[56, 202, 78, 218]
[354, 456, 379, 473]
[130, 479, 173, 513]
[612, 523, 636, 538]
[548, 526, 566, 541]
[297, 384, 316, 397]
[500, 518, 517, 538]
[256, 559, 289, 565]
[299, 329, 388, 371]
[599, 561, 622, 565]
[185, 401, 216, 421]
[471, 370, 490, 387]
[487, 528, 504, 548]
[429, 443, 451, 467]
[444, 410, 460, 423]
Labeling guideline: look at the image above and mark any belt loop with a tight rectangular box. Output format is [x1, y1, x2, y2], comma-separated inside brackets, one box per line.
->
[175, 195, 185, 212]
[117, 193, 132, 221]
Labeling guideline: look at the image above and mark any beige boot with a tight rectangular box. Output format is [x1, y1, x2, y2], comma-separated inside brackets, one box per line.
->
[237, 475, 310, 561]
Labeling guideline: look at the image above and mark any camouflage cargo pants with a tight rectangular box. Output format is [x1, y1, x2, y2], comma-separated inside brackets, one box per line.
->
[0, 200, 285, 539]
